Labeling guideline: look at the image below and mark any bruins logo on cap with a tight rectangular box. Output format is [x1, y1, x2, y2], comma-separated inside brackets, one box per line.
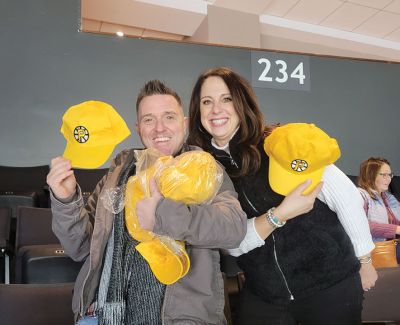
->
[74, 126, 89, 143]
[291, 159, 308, 172]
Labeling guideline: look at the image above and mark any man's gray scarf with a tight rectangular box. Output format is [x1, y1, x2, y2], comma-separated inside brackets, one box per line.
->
[96, 157, 166, 324]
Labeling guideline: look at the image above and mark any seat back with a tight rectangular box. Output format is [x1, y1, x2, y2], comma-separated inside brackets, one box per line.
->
[17, 244, 83, 284]
[0, 192, 40, 221]
[220, 252, 245, 323]
[16, 206, 59, 251]
[362, 266, 400, 323]
[0, 283, 74, 325]
[0, 208, 11, 249]
[390, 175, 400, 201]
[0, 165, 50, 208]
[14, 206, 84, 284]
[0, 208, 12, 283]
[73, 167, 108, 202]
[346, 174, 358, 187]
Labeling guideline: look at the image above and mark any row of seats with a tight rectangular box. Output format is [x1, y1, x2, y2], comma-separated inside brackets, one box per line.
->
[0, 165, 108, 284]
[1, 263, 399, 324]
[1, 165, 400, 324]
[0, 283, 75, 324]
[3, 212, 399, 325]
[0, 206, 79, 324]
[0, 165, 108, 324]
[0, 165, 108, 211]
[0, 206, 83, 284]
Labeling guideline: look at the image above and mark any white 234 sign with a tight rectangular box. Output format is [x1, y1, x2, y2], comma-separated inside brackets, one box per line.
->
[257, 58, 306, 85]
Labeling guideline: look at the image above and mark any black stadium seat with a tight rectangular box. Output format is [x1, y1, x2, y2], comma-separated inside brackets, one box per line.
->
[0, 283, 75, 325]
[362, 267, 400, 324]
[15, 207, 59, 251]
[0, 208, 11, 283]
[346, 174, 358, 186]
[73, 167, 108, 203]
[0, 165, 50, 208]
[14, 206, 82, 284]
[390, 176, 400, 201]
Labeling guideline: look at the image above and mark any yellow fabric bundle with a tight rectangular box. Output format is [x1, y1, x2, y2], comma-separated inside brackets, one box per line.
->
[125, 175, 154, 243]
[157, 151, 221, 205]
[124, 149, 223, 285]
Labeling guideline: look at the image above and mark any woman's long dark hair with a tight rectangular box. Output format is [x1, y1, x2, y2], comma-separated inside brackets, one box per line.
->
[187, 67, 269, 177]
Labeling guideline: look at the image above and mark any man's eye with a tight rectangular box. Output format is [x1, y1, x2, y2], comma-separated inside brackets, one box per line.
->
[143, 118, 154, 124]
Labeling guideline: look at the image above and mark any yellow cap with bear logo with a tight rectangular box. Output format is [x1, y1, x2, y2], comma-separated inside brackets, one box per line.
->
[61, 100, 130, 168]
[264, 123, 340, 196]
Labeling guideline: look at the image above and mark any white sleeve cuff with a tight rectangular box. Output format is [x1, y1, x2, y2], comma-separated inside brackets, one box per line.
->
[227, 217, 265, 257]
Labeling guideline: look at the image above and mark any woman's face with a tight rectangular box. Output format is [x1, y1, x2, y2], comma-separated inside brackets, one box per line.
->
[374, 163, 392, 194]
[199, 76, 240, 147]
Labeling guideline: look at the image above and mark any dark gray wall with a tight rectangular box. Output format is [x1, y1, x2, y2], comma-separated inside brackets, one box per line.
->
[0, 0, 399, 175]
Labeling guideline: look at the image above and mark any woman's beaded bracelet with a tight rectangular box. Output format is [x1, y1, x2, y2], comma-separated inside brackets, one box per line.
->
[266, 207, 286, 229]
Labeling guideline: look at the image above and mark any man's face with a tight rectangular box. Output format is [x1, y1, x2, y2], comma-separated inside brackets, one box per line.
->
[136, 94, 188, 156]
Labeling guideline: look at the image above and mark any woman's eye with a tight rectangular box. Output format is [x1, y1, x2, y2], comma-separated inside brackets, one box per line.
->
[222, 97, 232, 102]
[202, 99, 211, 105]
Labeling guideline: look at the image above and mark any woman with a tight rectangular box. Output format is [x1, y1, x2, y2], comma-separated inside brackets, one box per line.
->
[358, 157, 400, 261]
[187, 67, 377, 325]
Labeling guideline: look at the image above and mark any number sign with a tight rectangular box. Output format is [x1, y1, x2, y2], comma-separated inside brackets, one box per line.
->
[251, 51, 310, 91]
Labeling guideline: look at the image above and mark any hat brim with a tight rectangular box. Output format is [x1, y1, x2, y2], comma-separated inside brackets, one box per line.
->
[268, 157, 324, 196]
[136, 240, 190, 285]
[63, 143, 115, 169]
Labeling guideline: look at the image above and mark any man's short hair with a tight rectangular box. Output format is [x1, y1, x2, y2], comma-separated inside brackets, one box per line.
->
[136, 80, 182, 113]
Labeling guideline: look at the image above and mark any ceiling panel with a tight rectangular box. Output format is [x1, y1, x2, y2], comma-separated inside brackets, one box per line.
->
[385, 28, 400, 42]
[212, 0, 273, 14]
[263, 0, 300, 16]
[385, 0, 400, 14]
[354, 10, 400, 37]
[347, 0, 392, 10]
[285, 0, 343, 24]
[320, 2, 377, 31]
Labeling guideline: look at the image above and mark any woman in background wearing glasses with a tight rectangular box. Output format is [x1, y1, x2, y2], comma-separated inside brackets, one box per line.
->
[358, 157, 400, 261]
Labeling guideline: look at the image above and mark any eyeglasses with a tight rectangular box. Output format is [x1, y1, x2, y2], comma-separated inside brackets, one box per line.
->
[378, 172, 394, 179]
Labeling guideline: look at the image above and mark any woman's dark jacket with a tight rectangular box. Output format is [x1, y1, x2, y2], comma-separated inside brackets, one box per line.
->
[205, 138, 360, 305]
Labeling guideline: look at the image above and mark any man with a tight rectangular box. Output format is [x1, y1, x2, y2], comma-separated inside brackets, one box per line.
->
[47, 80, 246, 325]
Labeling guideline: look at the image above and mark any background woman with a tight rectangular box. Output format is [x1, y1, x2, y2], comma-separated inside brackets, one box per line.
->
[188, 67, 377, 325]
[358, 157, 400, 261]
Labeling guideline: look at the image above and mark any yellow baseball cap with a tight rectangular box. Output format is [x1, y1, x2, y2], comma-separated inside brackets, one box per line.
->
[61, 100, 131, 168]
[136, 239, 190, 285]
[264, 123, 340, 196]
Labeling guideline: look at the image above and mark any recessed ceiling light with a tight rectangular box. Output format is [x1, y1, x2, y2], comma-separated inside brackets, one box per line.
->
[116, 31, 124, 37]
